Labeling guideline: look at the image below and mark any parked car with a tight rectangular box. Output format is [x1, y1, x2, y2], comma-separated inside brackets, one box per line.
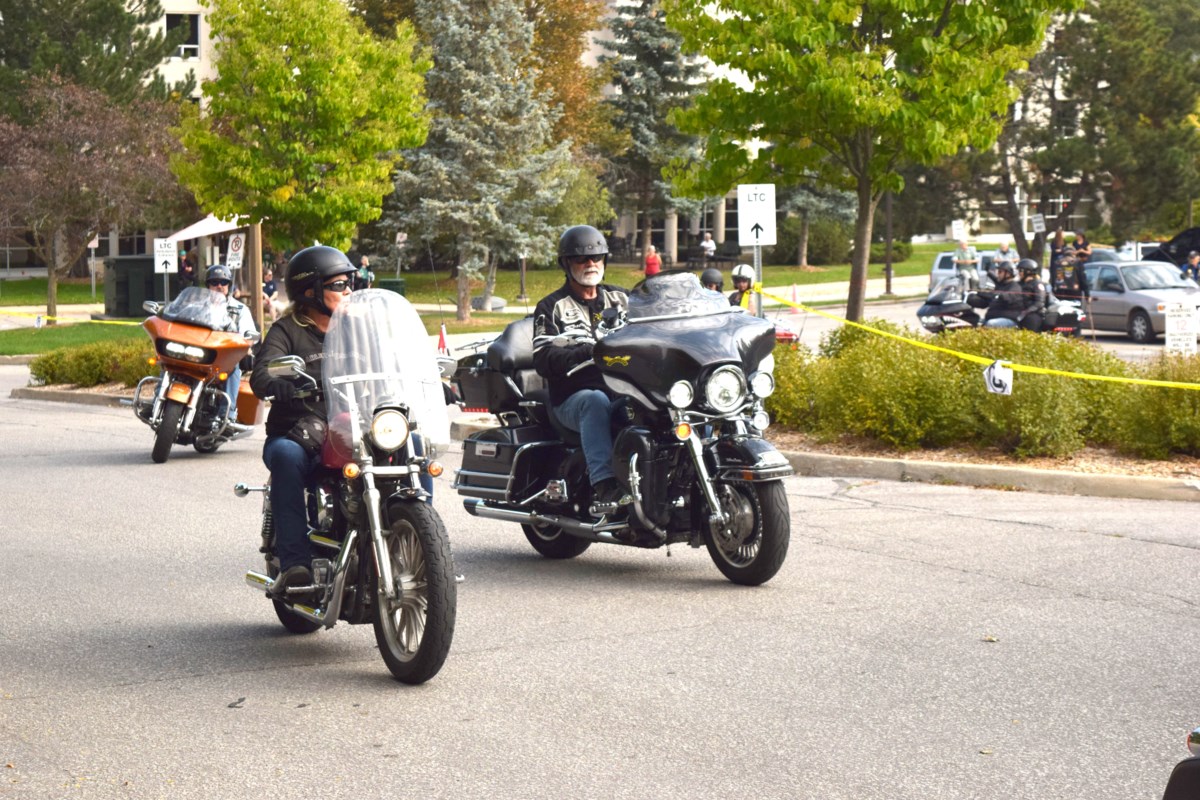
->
[1083, 260, 1200, 343]
[929, 250, 996, 291]
[1143, 227, 1200, 267]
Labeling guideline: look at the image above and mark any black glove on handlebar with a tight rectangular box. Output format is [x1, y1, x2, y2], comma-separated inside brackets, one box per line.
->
[270, 381, 298, 403]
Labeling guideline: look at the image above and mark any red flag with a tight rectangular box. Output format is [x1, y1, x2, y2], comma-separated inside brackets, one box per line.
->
[437, 323, 449, 356]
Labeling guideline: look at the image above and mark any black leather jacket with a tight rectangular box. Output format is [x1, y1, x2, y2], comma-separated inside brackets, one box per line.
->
[532, 281, 628, 406]
[978, 277, 1025, 322]
[250, 312, 326, 437]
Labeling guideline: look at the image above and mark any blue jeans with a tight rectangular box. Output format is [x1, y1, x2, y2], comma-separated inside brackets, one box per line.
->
[985, 317, 1018, 328]
[263, 435, 321, 571]
[553, 389, 616, 485]
[225, 366, 241, 420]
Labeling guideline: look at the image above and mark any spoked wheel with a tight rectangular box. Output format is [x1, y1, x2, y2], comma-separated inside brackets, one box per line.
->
[704, 480, 790, 586]
[151, 399, 184, 463]
[373, 502, 456, 685]
[522, 522, 591, 559]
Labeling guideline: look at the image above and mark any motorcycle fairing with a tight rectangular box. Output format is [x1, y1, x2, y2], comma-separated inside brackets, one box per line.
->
[1163, 757, 1200, 800]
[710, 436, 795, 482]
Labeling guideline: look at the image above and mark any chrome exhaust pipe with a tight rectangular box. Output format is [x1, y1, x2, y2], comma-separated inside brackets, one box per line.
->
[462, 499, 628, 544]
[245, 570, 329, 626]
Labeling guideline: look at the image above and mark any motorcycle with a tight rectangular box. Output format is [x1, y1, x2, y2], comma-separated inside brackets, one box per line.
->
[452, 271, 793, 586]
[236, 289, 456, 685]
[1162, 726, 1200, 799]
[917, 274, 1085, 336]
[134, 287, 260, 463]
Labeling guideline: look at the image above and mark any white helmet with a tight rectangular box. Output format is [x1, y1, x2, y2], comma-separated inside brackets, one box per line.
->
[732, 264, 755, 283]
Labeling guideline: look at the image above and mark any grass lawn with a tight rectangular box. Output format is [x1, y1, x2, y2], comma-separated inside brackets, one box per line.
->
[389, 242, 943, 305]
[0, 278, 98, 306]
[0, 322, 145, 356]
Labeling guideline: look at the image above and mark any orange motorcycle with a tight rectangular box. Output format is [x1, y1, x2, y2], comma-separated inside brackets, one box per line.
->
[133, 287, 261, 463]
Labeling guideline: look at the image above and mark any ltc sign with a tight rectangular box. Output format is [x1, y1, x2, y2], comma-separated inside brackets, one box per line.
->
[737, 184, 777, 247]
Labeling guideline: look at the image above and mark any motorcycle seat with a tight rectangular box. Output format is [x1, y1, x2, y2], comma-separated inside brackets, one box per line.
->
[486, 316, 546, 399]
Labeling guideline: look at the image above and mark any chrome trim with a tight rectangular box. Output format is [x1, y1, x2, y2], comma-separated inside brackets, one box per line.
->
[685, 431, 728, 529]
[462, 499, 629, 543]
[627, 452, 666, 542]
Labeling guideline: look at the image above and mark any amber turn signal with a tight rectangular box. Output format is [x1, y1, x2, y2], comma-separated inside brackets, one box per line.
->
[674, 422, 692, 440]
[342, 463, 361, 479]
[427, 461, 445, 478]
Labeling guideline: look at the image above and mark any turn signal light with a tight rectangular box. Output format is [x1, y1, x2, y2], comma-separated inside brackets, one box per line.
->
[147, 356, 157, 366]
[674, 422, 693, 440]
[427, 461, 445, 478]
[218, 371, 229, 381]
[342, 463, 361, 479]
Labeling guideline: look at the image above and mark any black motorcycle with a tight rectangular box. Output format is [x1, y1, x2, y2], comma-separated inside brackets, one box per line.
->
[452, 272, 792, 586]
[917, 274, 1085, 336]
[1162, 726, 1200, 799]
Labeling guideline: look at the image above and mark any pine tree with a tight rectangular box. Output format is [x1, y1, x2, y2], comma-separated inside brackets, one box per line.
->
[384, 0, 571, 321]
[602, 0, 704, 252]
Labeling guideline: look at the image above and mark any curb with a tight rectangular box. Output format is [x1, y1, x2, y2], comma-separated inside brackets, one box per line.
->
[0, 355, 35, 365]
[9, 386, 129, 408]
[785, 451, 1200, 503]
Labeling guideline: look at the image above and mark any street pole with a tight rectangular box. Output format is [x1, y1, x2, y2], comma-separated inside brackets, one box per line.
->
[754, 241, 764, 318]
[884, 191, 894, 296]
[249, 223, 264, 332]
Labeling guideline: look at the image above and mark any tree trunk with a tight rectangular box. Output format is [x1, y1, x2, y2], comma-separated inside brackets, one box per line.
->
[480, 252, 497, 311]
[455, 257, 471, 322]
[798, 209, 811, 270]
[846, 177, 879, 322]
[640, 210, 652, 256]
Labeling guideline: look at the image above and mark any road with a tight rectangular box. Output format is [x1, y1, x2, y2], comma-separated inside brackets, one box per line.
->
[1, 365, 1196, 799]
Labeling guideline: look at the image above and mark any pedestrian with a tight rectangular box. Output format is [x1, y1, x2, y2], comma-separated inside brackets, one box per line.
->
[700, 232, 717, 260]
[262, 267, 281, 321]
[991, 242, 1017, 276]
[643, 244, 662, 277]
[356, 255, 373, 290]
[1073, 230, 1093, 261]
[953, 239, 980, 290]
[1182, 251, 1200, 281]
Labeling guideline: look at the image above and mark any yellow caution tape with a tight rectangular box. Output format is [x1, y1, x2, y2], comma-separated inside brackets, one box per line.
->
[755, 284, 1200, 392]
[0, 310, 140, 326]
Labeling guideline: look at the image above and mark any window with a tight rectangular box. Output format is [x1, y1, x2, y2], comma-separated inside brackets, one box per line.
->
[166, 14, 200, 60]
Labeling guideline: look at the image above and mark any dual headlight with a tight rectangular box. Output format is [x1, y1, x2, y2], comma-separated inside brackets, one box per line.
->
[160, 340, 212, 364]
[668, 367, 774, 413]
[369, 408, 411, 451]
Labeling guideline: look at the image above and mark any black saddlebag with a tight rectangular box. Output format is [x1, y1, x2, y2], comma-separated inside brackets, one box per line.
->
[454, 317, 545, 414]
[455, 424, 566, 502]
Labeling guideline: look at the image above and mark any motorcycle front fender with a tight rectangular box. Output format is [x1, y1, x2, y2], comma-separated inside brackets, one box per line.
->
[709, 436, 794, 482]
[166, 379, 195, 405]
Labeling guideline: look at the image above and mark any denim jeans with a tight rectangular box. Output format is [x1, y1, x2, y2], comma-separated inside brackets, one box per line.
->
[985, 317, 1018, 328]
[553, 389, 615, 485]
[263, 435, 321, 571]
[225, 366, 241, 420]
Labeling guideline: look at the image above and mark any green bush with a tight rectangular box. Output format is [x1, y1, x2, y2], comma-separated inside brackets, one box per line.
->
[1115, 356, 1200, 458]
[868, 241, 912, 264]
[29, 339, 155, 388]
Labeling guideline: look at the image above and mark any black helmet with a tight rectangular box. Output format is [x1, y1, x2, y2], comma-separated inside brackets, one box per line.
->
[700, 267, 724, 291]
[1017, 258, 1040, 275]
[557, 225, 608, 270]
[205, 264, 232, 284]
[285, 245, 355, 316]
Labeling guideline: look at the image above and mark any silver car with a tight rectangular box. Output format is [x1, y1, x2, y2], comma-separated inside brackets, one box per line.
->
[1084, 261, 1200, 343]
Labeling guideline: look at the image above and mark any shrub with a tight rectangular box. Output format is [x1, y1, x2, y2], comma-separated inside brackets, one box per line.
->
[868, 241, 912, 263]
[29, 339, 155, 388]
[770, 216, 853, 266]
[1115, 356, 1200, 458]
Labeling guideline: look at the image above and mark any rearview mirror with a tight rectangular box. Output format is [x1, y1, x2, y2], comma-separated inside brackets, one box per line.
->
[143, 301, 162, 315]
[265, 355, 305, 379]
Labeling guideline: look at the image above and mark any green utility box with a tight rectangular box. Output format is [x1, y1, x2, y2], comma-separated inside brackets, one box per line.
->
[104, 256, 170, 318]
[377, 277, 406, 296]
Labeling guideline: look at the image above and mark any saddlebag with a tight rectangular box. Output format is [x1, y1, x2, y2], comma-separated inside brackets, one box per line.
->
[455, 424, 566, 502]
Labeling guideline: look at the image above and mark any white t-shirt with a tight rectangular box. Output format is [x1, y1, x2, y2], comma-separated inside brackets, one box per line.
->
[701, 238, 717, 257]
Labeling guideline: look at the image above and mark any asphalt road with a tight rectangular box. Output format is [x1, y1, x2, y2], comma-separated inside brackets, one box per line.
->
[1, 365, 1197, 799]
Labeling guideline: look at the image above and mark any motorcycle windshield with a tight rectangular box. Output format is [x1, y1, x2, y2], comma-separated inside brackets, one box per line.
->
[160, 286, 235, 330]
[627, 272, 732, 319]
[322, 289, 451, 446]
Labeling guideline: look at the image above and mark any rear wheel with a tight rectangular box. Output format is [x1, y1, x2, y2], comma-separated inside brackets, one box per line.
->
[1127, 309, 1155, 343]
[522, 522, 591, 559]
[373, 502, 456, 685]
[704, 480, 790, 586]
[151, 400, 184, 463]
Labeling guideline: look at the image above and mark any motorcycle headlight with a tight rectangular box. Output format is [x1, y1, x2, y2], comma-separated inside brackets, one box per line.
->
[704, 366, 746, 413]
[160, 340, 212, 364]
[749, 371, 775, 398]
[370, 409, 410, 451]
[668, 380, 694, 409]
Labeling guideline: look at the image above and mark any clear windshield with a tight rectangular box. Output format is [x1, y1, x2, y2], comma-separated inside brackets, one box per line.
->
[160, 286, 236, 330]
[627, 271, 734, 319]
[322, 289, 451, 446]
[1122, 263, 1195, 290]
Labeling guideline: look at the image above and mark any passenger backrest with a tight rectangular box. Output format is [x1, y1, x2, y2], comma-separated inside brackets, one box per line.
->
[486, 317, 545, 397]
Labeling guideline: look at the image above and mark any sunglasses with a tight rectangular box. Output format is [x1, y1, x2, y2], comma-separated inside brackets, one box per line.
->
[323, 279, 353, 293]
[568, 255, 604, 266]
[207, 279, 231, 287]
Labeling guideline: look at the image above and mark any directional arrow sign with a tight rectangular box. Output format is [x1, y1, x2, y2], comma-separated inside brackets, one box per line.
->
[153, 238, 178, 274]
[737, 184, 776, 247]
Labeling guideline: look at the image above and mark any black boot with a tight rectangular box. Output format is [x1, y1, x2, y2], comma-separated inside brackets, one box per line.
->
[270, 564, 313, 599]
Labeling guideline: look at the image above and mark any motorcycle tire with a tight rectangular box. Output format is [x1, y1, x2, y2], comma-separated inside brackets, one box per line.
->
[194, 439, 221, 454]
[521, 522, 591, 559]
[372, 502, 456, 685]
[704, 480, 790, 586]
[151, 399, 185, 464]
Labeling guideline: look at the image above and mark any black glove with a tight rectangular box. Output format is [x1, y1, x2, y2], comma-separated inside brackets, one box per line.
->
[572, 342, 594, 363]
[270, 381, 298, 403]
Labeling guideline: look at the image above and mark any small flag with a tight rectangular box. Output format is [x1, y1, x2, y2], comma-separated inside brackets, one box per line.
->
[437, 323, 449, 356]
[791, 284, 802, 314]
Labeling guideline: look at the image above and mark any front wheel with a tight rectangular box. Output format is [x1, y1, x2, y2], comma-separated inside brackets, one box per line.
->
[522, 522, 591, 559]
[1127, 309, 1155, 344]
[373, 502, 456, 684]
[704, 480, 790, 586]
[151, 399, 185, 463]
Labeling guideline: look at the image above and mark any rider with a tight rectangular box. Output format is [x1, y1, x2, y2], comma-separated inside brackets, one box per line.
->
[250, 245, 357, 597]
[204, 263, 258, 418]
[975, 261, 1025, 328]
[700, 267, 724, 292]
[532, 225, 629, 510]
[729, 263, 754, 309]
[1015, 258, 1048, 332]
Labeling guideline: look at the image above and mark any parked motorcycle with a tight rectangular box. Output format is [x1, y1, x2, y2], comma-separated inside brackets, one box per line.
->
[236, 289, 456, 685]
[452, 272, 792, 586]
[1162, 726, 1200, 799]
[134, 287, 260, 463]
[917, 275, 1085, 336]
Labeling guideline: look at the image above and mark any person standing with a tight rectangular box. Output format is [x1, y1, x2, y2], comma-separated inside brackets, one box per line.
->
[992, 242, 1017, 277]
[643, 244, 662, 277]
[262, 268, 280, 321]
[953, 239, 980, 290]
[700, 232, 717, 260]
[1072, 231, 1093, 261]
[1182, 251, 1200, 280]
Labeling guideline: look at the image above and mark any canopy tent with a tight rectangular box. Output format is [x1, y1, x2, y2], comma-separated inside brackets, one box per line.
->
[166, 214, 242, 243]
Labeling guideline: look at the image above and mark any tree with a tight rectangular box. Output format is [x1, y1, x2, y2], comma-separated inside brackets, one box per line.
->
[172, 0, 429, 250]
[383, 0, 572, 321]
[0, 0, 194, 118]
[667, 0, 1078, 321]
[0, 75, 184, 321]
[602, 0, 705, 253]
